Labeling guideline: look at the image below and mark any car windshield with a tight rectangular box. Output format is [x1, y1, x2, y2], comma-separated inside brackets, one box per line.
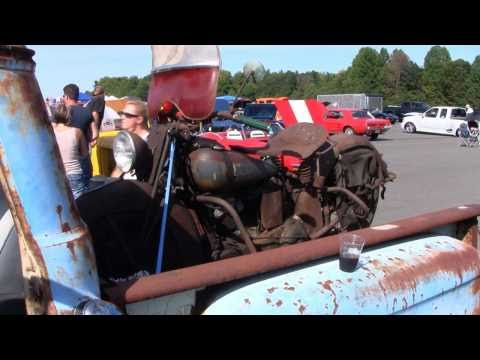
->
[352, 110, 374, 119]
[418, 103, 430, 112]
[244, 104, 277, 120]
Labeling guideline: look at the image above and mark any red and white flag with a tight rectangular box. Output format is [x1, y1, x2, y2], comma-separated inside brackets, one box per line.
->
[274, 99, 328, 128]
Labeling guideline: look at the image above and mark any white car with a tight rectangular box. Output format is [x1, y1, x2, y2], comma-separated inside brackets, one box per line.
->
[401, 106, 468, 136]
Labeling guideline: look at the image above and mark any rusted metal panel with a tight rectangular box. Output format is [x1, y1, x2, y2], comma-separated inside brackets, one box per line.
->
[202, 235, 480, 315]
[108, 205, 480, 305]
[398, 277, 480, 315]
[457, 218, 479, 250]
[0, 46, 101, 314]
[40, 229, 100, 314]
[472, 279, 480, 314]
[126, 290, 196, 315]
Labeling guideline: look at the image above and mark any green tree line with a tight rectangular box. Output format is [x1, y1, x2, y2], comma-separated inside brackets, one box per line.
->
[94, 46, 480, 108]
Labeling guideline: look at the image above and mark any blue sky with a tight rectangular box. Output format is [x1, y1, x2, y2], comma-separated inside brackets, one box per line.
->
[29, 45, 480, 99]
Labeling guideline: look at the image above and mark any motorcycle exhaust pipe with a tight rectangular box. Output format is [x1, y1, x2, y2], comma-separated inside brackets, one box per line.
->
[0, 46, 118, 314]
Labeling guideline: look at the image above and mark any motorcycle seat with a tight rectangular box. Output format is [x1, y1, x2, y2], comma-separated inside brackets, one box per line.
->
[259, 122, 328, 159]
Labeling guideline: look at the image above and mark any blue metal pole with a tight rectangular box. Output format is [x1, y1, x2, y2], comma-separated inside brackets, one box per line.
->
[0, 46, 104, 314]
[155, 137, 176, 273]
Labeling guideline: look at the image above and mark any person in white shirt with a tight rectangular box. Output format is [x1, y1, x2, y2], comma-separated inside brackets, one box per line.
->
[45, 97, 54, 122]
[111, 100, 150, 178]
[466, 104, 475, 122]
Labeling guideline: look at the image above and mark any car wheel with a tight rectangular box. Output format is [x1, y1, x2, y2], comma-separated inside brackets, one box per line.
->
[404, 122, 416, 133]
[455, 129, 460, 137]
[344, 127, 355, 136]
[369, 134, 379, 140]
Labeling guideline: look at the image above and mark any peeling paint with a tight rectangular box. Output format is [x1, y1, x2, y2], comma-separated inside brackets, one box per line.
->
[321, 280, 339, 315]
[0, 46, 100, 314]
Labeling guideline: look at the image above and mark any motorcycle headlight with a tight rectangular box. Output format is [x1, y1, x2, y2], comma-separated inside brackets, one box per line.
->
[113, 131, 137, 173]
[74, 298, 123, 315]
[112, 131, 153, 181]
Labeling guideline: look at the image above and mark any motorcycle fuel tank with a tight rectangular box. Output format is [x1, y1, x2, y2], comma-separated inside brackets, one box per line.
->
[189, 148, 278, 193]
[148, 45, 220, 121]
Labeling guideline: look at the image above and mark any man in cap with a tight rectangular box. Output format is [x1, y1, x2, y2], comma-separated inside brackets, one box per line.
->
[63, 83, 98, 146]
[86, 85, 106, 132]
[62, 83, 97, 178]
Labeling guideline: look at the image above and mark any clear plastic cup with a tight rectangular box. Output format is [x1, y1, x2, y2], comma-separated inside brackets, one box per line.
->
[339, 234, 366, 272]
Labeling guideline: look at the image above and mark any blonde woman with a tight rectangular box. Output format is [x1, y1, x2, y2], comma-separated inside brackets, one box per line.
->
[111, 100, 150, 179]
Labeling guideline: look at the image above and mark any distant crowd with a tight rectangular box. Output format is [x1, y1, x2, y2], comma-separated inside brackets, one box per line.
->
[46, 83, 149, 199]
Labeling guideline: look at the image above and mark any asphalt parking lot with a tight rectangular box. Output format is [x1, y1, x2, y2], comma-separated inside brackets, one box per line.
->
[370, 123, 480, 227]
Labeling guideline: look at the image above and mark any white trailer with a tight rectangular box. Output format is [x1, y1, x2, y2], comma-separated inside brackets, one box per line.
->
[317, 93, 383, 112]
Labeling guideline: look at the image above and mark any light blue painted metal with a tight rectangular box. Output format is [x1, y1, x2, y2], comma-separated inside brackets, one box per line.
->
[398, 277, 479, 315]
[0, 46, 102, 314]
[203, 235, 480, 315]
[40, 230, 99, 313]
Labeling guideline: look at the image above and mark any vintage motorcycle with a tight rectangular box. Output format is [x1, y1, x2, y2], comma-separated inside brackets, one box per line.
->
[75, 46, 396, 287]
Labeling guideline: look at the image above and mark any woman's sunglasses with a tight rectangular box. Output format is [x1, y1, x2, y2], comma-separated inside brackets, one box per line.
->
[120, 111, 140, 119]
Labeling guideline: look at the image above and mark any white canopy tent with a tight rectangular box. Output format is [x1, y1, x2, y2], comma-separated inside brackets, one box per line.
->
[100, 105, 122, 131]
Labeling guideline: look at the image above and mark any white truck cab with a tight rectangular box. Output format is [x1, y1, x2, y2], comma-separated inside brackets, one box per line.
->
[402, 106, 468, 136]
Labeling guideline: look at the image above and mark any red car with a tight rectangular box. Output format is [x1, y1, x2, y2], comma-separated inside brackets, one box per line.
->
[274, 100, 392, 140]
[323, 108, 392, 140]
